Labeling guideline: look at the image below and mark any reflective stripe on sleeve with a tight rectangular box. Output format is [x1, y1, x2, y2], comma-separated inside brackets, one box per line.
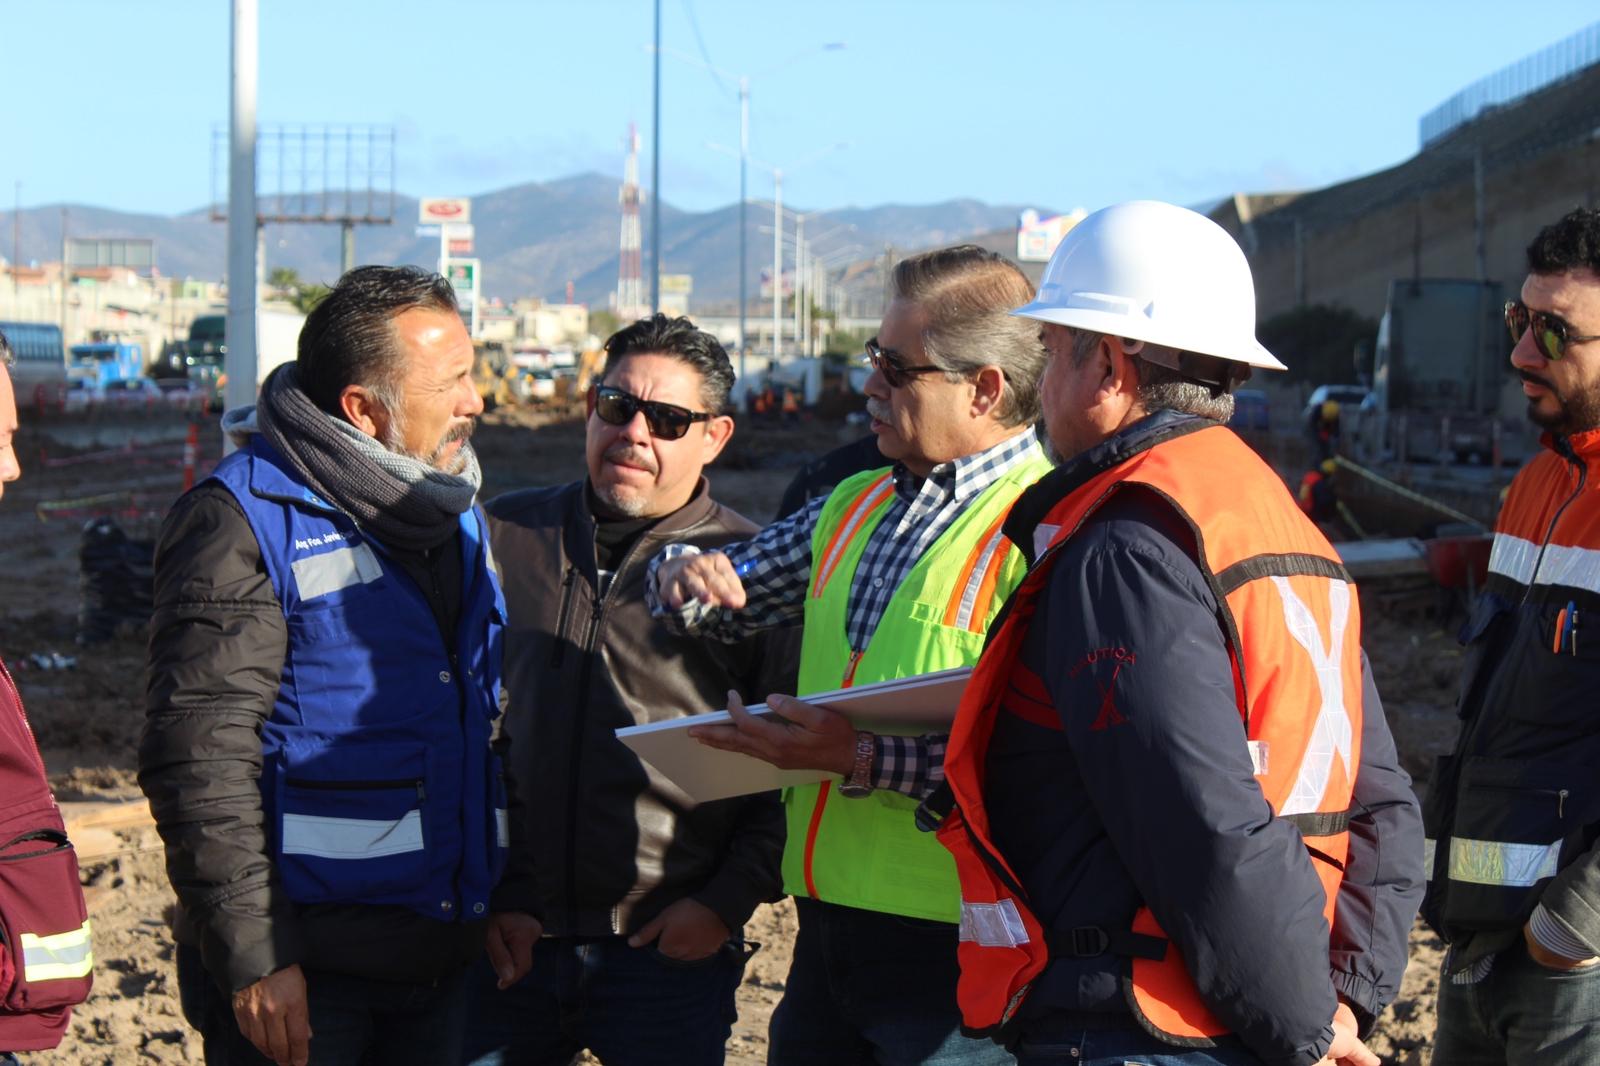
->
[959, 899, 1030, 948]
[281, 810, 424, 859]
[21, 920, 94, 982]
[1448, 836, 1561, 887]
[495, 808, 510, 848]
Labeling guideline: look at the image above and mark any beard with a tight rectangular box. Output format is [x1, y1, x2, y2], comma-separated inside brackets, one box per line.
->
[383, 416, 476, 473]
[1520, 371, 1600, 437]
[591, 443, 659, 517]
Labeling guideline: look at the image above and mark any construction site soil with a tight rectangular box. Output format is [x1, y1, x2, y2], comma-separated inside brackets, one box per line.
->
[3, 407, 1462, 1065]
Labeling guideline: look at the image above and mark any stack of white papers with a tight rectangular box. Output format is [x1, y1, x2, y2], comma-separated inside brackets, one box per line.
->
[615, 666, 972, 803]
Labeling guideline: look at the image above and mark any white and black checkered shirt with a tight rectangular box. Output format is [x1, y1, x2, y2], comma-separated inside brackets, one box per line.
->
[647, 428, 1041, 796]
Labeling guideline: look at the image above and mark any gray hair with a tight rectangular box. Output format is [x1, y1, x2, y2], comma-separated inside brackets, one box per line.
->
[1069, 329, 1236, 422]
[892, 245, 1045, 427]
[0, 328, 12, 369]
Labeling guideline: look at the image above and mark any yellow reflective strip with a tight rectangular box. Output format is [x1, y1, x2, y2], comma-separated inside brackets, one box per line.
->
[20, 920, 92, 953]
[20, 920, 94, 981]
[1448, 837, 1561, 887]
[23, 956, 94, 981]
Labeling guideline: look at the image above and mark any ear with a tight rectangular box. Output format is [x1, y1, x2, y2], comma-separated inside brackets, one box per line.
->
[968, 365, 1007, 418]
[1095, 335, 1134, 400]
[699, 414, 735, 465]
[339, 384, 386, 440]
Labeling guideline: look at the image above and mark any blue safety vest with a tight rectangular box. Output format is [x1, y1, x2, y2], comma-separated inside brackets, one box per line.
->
[209, 436, 507, 923]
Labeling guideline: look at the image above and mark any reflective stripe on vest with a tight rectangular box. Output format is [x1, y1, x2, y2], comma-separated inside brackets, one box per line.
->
[281, 810, 426, 860]
[786, 451, 1052, 921]
[938, 424, 1363, 1042]
[21, 920, 94, 982]
[1423, 836, 1562, 887]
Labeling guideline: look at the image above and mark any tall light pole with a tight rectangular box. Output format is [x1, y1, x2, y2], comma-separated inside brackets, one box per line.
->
[771, 169, 783, 364]
[656, 42, 843, 380]
[738, 76, 749, 377]
[226, 0, 259, 426]
[650, 0, 661, 314]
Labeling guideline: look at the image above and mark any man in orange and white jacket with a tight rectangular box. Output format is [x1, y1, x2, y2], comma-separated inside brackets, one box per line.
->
[1423, 207, 1600, 1065]
[927, 202, 1422, 1066]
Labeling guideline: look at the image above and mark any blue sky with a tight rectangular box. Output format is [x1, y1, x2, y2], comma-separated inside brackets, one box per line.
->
[4, 1, 1598, 219]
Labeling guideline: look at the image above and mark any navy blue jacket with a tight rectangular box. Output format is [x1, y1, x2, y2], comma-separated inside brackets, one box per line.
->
[983, 412, 1424, 1066]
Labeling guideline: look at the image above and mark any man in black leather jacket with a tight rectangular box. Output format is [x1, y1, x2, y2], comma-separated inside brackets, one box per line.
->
[463, 315, 796, 1066]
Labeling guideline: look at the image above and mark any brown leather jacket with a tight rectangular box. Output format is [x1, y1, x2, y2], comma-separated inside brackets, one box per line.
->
[486, 478, 797, 937]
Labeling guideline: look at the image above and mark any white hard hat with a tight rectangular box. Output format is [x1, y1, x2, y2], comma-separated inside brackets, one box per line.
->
[1012, 199, 1286, 372]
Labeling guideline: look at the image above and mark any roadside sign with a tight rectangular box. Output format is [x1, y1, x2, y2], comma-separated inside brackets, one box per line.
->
[444, 258, 482, 337]
[444, 222, 474, 256]
[420, 197, 472, 225]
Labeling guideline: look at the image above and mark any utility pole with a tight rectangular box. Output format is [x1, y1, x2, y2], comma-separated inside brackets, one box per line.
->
[772, 170, 783, 364]
[10, 182, 18, 300]
[341, 221, 356, 275]
[649, 0, 661, 314]
[226, 0, 259, 426]
[738, 77, 748, 379]
[59, 208, 68, 341]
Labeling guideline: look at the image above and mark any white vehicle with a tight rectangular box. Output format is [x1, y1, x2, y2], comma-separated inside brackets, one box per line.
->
[0, 320, 69, 409]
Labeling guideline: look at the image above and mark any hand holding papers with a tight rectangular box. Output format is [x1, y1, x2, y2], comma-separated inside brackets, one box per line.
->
[615, 667, 970, 803]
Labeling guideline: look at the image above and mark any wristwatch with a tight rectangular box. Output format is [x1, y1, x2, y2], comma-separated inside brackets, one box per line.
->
[836, 731, 876, 798]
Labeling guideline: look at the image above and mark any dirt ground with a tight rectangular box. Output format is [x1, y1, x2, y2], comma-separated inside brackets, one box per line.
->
[1, 405, 1463, 1065]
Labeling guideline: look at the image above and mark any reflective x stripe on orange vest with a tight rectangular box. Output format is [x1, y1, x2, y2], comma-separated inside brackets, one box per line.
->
[937, 423, 1364, 1042]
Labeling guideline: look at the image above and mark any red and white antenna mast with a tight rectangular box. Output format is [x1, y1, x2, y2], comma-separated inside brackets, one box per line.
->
[615, 124, 645, 321]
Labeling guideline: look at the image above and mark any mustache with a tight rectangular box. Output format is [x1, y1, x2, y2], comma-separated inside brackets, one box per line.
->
[865, 399, 892, 422]
[603, 443, 659, 474]
[444, 420, 474, 444]
[1518, 369, 1557, 393]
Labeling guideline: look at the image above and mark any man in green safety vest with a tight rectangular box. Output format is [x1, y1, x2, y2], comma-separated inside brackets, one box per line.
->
[648, 245, 1051, 1066]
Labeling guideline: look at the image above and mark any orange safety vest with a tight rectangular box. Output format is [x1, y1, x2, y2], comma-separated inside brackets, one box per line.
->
[935, 422, 1363, 1043]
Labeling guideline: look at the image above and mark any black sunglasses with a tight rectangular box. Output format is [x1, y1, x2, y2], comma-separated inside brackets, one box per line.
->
[1505, 300, 1600, 362]
[592, 385, 712, 440]
[864, 338, 947, 389]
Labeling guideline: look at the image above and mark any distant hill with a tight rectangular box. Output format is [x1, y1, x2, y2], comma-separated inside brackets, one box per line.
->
[0, 175, 1044, 308]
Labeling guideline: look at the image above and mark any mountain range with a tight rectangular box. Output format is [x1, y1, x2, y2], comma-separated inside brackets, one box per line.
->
[2, 174, 1045, 309]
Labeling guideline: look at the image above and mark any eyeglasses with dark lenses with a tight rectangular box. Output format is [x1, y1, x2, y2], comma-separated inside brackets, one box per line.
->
[863, 338, 947, 389]
[592, 385, 711, 440]
[1505, 300, 1600, 362]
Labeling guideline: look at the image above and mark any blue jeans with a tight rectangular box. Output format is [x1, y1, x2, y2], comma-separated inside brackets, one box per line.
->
[768, 899, 1015, 1066]
[461, 934, 749, 1066]
[1432, 937, 1600, 1065]
[176, 943, 468, 1066]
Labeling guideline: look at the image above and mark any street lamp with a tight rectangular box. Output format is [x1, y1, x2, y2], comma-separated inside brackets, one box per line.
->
[655, 42, 843, 379]
[717, 139, 846, 366]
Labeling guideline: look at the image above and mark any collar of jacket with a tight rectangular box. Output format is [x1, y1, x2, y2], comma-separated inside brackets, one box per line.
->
[1003, 411, 1218, 565]
[1544, 424, 1600, 466]
[561, 475, 723, 579]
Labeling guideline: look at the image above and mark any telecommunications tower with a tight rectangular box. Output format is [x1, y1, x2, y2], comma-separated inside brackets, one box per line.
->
[615, 124, 646, 321]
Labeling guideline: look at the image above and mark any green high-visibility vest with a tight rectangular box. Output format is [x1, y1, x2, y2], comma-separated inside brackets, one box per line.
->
[784, 447, 1051, 921]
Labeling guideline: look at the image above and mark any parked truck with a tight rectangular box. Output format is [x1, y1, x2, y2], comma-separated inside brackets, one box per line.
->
[1350, 278, 1534, 467]
[158, 309, 306, 407]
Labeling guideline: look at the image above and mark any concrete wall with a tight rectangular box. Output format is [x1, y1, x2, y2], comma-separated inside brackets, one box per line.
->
[1226, 129, 1600, 323]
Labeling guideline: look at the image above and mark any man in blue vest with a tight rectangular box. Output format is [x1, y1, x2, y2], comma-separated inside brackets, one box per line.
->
[141, 266, 505, 1066]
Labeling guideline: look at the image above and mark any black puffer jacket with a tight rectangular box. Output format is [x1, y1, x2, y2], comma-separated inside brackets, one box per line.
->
[487, 478, 796, 937]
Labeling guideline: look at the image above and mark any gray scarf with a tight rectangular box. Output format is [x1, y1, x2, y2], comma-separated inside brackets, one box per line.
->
[223, 364, 482, 552]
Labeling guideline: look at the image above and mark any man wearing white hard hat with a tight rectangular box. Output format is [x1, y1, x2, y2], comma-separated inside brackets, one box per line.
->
[922, 201, 1423, 1065]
